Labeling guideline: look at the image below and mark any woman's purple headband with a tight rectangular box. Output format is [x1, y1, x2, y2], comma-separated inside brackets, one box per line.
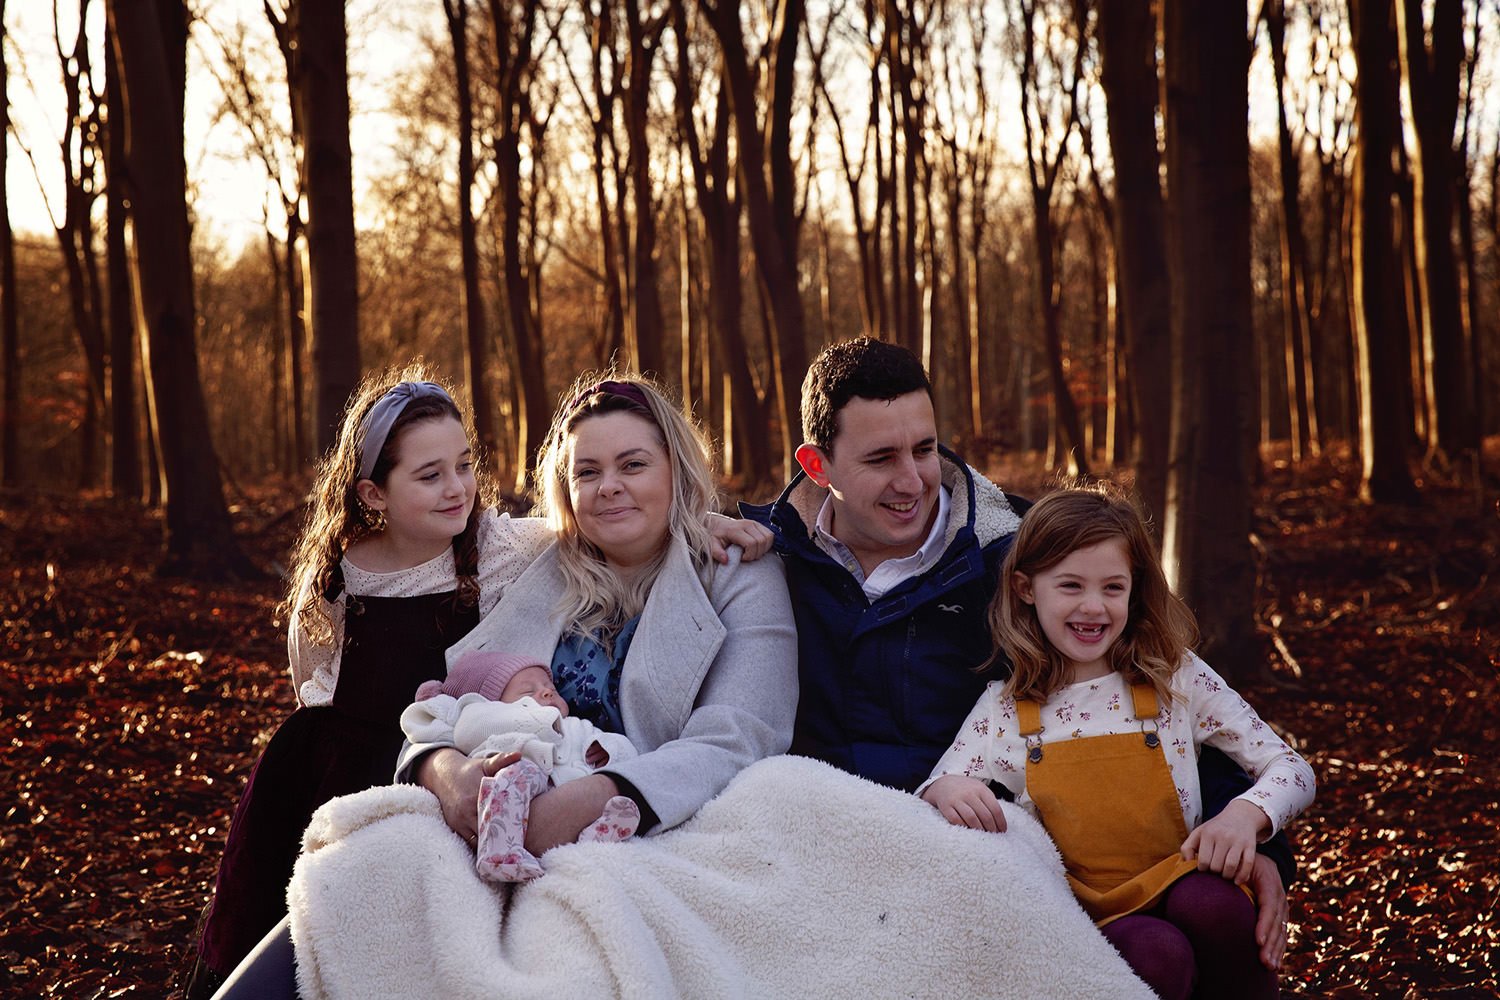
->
[357, 380, 453, 480]
[566, 379, 653, 417]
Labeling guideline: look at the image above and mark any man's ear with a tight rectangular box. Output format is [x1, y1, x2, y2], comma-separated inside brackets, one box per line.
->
[794, 443, 832, 488]
[1012, 571, 1035, 605]
[356, 478, 388, 512]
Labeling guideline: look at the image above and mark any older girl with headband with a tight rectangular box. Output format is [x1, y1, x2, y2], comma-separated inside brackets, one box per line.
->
[188, 366, 773, 998]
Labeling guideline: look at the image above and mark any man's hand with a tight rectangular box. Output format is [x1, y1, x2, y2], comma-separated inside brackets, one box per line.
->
[524, 773, 624, 855]
[414, 747, 519, 843]
[706, 514, 774, 564]
[1181, 799, 1268, 885]
[1248, 853, 1289, 971]
[919, 774, 1007, 833]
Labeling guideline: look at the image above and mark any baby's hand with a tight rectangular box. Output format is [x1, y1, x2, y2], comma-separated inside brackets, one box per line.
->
[585, 740, 609, 767]
[920, 775, 1007, 833]
[1181, 799, 1270, 884]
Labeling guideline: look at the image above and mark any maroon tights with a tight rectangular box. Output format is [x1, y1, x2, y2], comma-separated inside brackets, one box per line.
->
[1101, 872, 1279, 1000]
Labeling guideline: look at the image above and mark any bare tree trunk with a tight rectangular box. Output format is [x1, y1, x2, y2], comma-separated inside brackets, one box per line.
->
[1014, 0, 1088, 476]
[1396, 0, 1474, 466]
[701, 0, 808, 481]
[670, 0, 768, 483]
[104, 26, 142, 498]
[584, 1, 626, 363]
[269, 0, 362, 456]
[1095, 0, 1170, 526]
[107, 0, 254, 578]
[0, 0, 18, 488]
[1350, 0, 1419, 504]
[1265, 0, 1320, 462]
[52, 3, 107, 488]
[489, 0, 550, 488]
[1160, 0, 1257, 679]
[444, 0, 497, 460]
[622, 0, 667, 377]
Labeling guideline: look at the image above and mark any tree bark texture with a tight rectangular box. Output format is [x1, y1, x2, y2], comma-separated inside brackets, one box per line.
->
[107, 0, 252, 578]
[1395, 0, 1474, 463]
[488, 0, 550, 490]
[1160, 0, 1258, 678]
[273, 0, 362, 456]
[0, 0, 19, 488]
[1350, 0, 1420, 504]
[1094, 0, 1170, 528]
[105, 27, 142, 499]
[444, 0, 498, 461]
[701, 0, 809, 481]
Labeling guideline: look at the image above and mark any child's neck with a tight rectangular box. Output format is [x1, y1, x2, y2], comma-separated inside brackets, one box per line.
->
[345, 531, 453, 574]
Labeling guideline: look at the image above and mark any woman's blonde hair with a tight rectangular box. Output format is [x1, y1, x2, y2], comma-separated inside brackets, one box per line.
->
[989, 483, 1198, 707]
[280, 362, 495, 644]
[532, 371, 717, 647]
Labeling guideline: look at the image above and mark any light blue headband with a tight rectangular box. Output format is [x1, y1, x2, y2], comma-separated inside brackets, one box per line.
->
[357, 380, 453, 480]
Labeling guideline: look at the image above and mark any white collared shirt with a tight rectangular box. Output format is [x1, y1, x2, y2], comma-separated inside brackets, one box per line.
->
[812, 486, 953, 600]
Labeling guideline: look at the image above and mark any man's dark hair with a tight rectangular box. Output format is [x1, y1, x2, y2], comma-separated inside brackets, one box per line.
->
[800, 337, 932, 452]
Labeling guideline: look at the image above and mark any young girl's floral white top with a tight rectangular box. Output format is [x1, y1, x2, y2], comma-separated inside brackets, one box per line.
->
[919, 652, 1315, 837]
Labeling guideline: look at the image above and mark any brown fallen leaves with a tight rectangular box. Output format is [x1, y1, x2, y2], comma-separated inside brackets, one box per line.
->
[1, 454, 1496, 998]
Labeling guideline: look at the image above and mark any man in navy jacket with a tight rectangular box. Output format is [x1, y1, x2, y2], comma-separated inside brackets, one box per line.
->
[742, 337, 1293, 970]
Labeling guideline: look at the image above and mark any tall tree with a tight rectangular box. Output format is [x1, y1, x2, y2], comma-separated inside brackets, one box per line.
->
[1264, 0, 1321, 462]
[1094, 0, 1171, 526]
[1349, 0, 1419, 503]
[104, 19, 141, 498]
[1395, 0, 1474, 466]
[1011, 0, 1089, 476]
[670, 0, 769, 484]
[700, 0, 809, 480]
[268, 0, 361, 455]
[1160, 0, 1257, 677]
[443, 0, 498, 460]
[107, 0, 253, 577]
[488, 0, 550, 489]
[620, 0, 668, 377]
[0, 0, 18, 488]
[50, 1, 108, 487]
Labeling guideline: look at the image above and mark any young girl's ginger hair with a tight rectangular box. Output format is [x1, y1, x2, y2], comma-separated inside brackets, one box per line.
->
[989, 484, 1198, 708]
[278, 362, 496, 644]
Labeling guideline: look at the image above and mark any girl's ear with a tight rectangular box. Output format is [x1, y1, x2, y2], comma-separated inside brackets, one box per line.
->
[1012, 571, 1035, 605]
[356, 478, 387, 512]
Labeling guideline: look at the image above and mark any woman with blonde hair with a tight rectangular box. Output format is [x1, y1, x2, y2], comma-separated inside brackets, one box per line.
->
[406, 373, 798, 862]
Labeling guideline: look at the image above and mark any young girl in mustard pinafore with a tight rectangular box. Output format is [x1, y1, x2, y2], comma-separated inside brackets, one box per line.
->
[920, 486, 1315, 1000]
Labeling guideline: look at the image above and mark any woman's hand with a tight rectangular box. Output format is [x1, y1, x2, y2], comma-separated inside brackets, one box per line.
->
[706, 514, 774, 563]
[920, 774, 1007, 832]
[524, 773, 624, 855]
[1180, 799, 1269, 885]
[414, 747, 520, 843]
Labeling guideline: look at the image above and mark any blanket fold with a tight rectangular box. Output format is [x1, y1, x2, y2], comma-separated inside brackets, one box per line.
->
[289, 755, 1150, 999]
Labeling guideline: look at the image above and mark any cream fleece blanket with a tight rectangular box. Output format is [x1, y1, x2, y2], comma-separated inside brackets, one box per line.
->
[288, 755, 1150, 999]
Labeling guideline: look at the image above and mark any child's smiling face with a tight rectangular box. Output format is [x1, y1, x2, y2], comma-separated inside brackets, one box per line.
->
[1014, 536, 1133, 683]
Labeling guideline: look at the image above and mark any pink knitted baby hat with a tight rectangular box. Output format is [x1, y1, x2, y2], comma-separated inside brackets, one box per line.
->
[414, 651, 547, 702]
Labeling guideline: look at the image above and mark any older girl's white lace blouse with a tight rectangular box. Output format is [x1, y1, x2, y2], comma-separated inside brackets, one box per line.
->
[288, 510, 554, 706]
[921, 653, 1315, 838]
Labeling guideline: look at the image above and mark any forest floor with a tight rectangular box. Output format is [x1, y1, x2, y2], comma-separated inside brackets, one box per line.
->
[1, 447, 1497, 999]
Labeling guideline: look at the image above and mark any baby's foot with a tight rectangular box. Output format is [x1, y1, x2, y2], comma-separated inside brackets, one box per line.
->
[475, 759, 548, 882]
[575, 795, 641, 844]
